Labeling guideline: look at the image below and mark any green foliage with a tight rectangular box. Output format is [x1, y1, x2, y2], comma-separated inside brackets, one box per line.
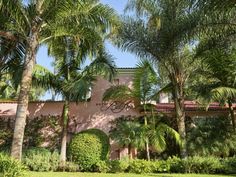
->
[167, 156, 185, 173]
[222, 157, 236, 174]
[58, 161, 79, 172]
[25, 116, 62, 149]
[128, 159, 153, 174]
[152, 160, 170, 173]
[110, 116, 181, 157]
[167, 156, 222, 174]
[0, 153, 26, 177]
[23, 148, 60, 172]
[0, 128, 13, 150]
[109, 159, 129, 173]
[0, 116, 62, 150]
[95, 161, 110, 173]
[187, 117, 236, 157]
[109, 119, 141, 151]
[183, 156, 222, 174]
[68, 129, 110, 171]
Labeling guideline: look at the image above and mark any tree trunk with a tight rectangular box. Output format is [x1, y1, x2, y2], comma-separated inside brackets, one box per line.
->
[172, 76, 187, 159]
[11, 31, 38, 160]
[60, 100, 69, 167]
[228, 100, 235, 131]
[145, 140, 150, 161]
[144, 116, 150, 161]
[128, 144, 132, 159]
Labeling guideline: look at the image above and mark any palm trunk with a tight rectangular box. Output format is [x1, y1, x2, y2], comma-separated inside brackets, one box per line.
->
[60, 100, 69, 167]
[128, 143, 132, 159]
[11, 31, 38, 160]
[228, 100, 235, 131]
[145, 140, 150, 161]
[172, 76, 187, 159]
[144, 116, 150, 161]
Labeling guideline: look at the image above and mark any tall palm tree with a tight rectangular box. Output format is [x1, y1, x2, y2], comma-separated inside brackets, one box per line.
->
[111, 0, 204, 158]
[0, 0, 117, 160]
[33, 42, 116, 166]
[115, 0, 236, 158]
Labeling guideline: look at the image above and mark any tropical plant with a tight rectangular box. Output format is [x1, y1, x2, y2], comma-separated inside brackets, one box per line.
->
[193, 43, 236, 130]
[116, 0, 236, 158]
[109, 119, 141, 159]
[0, 0, 117, 160]
[187, 116, 236, 157]
[109, 116, 181, 160]
[33, 45, 116, 167]
[104, 59, 160, 160]
[110, 0, 206, 158]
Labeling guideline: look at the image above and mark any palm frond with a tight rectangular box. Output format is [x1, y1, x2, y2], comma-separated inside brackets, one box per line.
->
[150, 122, 181, 153]
[63, 74, 96, 102]
[32, 64, 59, 91]
[103, 85, 133, 102]
[85, 50, 117, 82]
[211, 87, 236, 101]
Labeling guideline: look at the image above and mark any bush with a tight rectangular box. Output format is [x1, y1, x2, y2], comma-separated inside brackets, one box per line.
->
[68, 129, 110, 171]
[95, 161, 110, 173]
[0, 153, 26, 177]
[152, 160, 170, 173]
[128, 159, 153, 174]
[58, 161, 80, 172]
[167, 156, 222, 174]
[222, 157, 236, 174]
[109, 159, 129, 173]
[23, 147, 60, 172]
[183, 156, 222, 174]
[167, 156, 185, 173]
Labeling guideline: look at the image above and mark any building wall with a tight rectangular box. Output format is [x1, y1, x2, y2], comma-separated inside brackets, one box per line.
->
[0, 69, 140, 159]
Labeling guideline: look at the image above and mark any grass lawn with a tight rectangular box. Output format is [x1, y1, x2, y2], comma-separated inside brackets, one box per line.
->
[26, 172, 236, 177]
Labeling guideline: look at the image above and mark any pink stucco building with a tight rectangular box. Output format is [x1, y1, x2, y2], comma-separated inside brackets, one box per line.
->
[0, 68, 235, 159]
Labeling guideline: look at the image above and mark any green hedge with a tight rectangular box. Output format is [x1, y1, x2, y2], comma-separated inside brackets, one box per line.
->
[93, 156, 236, 174]
[0, 153, 26, 177]
[68, 129, 110, 171]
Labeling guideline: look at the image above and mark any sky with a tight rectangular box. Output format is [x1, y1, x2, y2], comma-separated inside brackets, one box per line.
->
[36, 0, 138, 72]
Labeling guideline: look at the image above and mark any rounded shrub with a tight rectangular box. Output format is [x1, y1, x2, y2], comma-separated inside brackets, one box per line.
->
[68, 129, 110, 171]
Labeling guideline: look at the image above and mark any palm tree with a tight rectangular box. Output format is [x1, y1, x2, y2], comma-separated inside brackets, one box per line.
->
[0, 0, 117, 160]
[33, 42, 116, 166]
[114, 0, 236, 158]
[104, 59, 160, 160]
[109, 116, 181, 160]
[146, 116, 181, 154]
[110, 120, 141, 159]
[111, 0, 204, 158]
[194, 47, 236, 130]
